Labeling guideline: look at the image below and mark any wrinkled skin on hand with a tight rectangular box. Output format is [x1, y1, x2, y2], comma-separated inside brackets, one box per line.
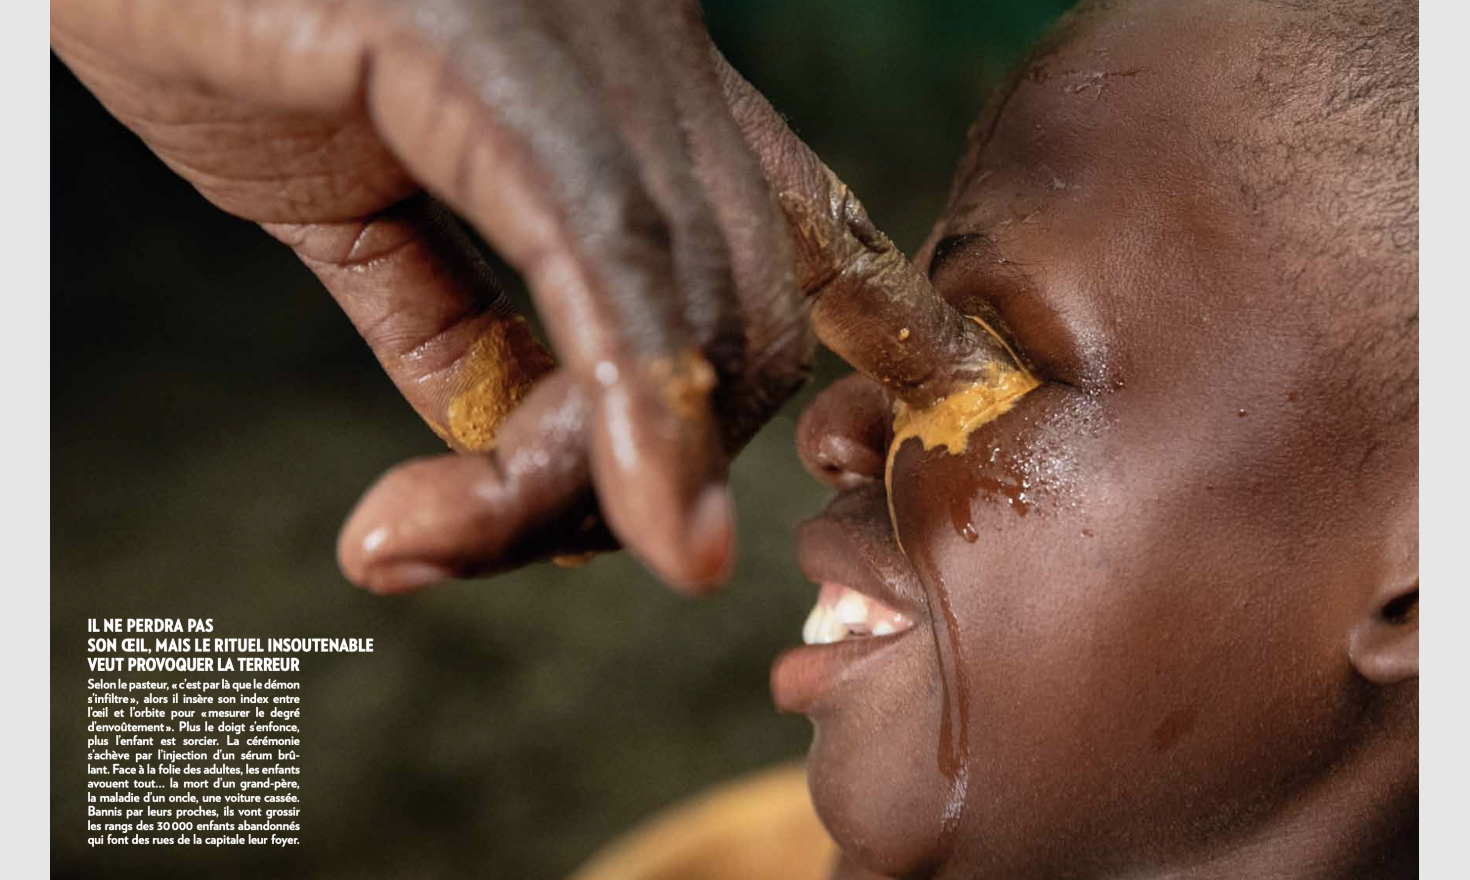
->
[52, 0, 1008, 593]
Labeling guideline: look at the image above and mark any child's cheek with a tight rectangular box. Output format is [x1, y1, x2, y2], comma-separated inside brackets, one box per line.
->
[886, 382, 1102, 821]
[888, 382, 1098, 555]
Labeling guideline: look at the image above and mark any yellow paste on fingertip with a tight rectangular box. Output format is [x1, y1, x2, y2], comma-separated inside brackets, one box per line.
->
[648, 349, 717, 422]
[884, 318, 1041, 550]
[447, 316, 555, 452]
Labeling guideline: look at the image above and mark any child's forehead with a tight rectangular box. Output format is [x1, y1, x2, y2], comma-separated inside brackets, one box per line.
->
[928, 0, 1415, 506]
[945, 2, 1272, 223]
[924, 6, 1361, 402]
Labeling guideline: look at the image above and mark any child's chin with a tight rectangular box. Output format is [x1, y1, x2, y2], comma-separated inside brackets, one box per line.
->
[804, 710, 957, 877]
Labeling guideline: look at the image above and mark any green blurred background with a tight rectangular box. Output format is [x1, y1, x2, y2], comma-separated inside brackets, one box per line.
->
[52, 2, 1072, 877]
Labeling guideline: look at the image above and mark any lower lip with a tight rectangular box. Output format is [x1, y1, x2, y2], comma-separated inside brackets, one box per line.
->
[770, 631, 915, 714]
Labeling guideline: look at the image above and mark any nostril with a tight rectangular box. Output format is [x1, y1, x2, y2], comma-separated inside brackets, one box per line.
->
[816, 459, 857, 489]
[816, 433, 883, 486]
[796, 374, 891, 488]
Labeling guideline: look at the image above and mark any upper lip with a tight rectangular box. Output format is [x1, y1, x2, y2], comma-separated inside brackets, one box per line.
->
[794, 485, 929, 624]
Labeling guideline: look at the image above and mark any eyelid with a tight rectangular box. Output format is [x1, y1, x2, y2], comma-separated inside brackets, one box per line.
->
[927, 239, 1042, 359]
[925, 233, 991, 282]
[928, 241, 1086, 387]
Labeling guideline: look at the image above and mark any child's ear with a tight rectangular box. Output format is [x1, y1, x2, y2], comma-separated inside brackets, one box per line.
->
[1348, 579, 1418, 685]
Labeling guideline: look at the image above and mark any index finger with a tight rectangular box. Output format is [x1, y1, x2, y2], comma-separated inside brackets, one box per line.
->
[366, 4, 738, 590]
[712, 50, 1030, 409]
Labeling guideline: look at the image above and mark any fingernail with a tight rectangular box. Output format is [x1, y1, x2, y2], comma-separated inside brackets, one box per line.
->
[363, 561, 453, 594]
[685, 482, 736, 590]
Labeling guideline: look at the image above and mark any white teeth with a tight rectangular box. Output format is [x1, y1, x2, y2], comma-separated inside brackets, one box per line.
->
[803, 604, 846, 645]
[800, 583, 914, 645]
[802, 605, 823, 645]
[833, 592, 870, 627]
[818, 607, 847, 644]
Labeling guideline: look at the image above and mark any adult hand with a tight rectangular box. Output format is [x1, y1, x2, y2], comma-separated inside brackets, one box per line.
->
[52, 0, 1008, 593]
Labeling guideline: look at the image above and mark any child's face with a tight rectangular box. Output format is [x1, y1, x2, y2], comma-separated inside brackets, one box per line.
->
[776, 2, 1416, 877]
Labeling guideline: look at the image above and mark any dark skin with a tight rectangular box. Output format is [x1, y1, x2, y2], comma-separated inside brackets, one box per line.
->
[319, 1, 1417, 877]
[784, 1, 1418, 878]
[55, 1, 1417, 879]
[52, 0, 1007, 594]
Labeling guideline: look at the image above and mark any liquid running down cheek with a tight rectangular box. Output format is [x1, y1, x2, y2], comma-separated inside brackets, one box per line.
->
[883, 316, 1040, 845]
[883, 316, 1039, 545]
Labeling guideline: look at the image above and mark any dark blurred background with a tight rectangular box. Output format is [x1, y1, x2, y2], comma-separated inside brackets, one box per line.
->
[52, 3, 1071, 877]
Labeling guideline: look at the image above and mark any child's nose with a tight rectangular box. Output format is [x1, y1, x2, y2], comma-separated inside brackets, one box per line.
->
[796, 374, 890, 489]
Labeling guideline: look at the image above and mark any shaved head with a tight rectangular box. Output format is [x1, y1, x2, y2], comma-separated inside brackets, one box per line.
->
[1247, 0, 1418, 428]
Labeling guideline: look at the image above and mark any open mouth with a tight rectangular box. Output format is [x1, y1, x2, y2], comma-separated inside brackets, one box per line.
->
[773, 578, 920, 714]
[772, 487, 929, 713]
[802, 582, 915, 644]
